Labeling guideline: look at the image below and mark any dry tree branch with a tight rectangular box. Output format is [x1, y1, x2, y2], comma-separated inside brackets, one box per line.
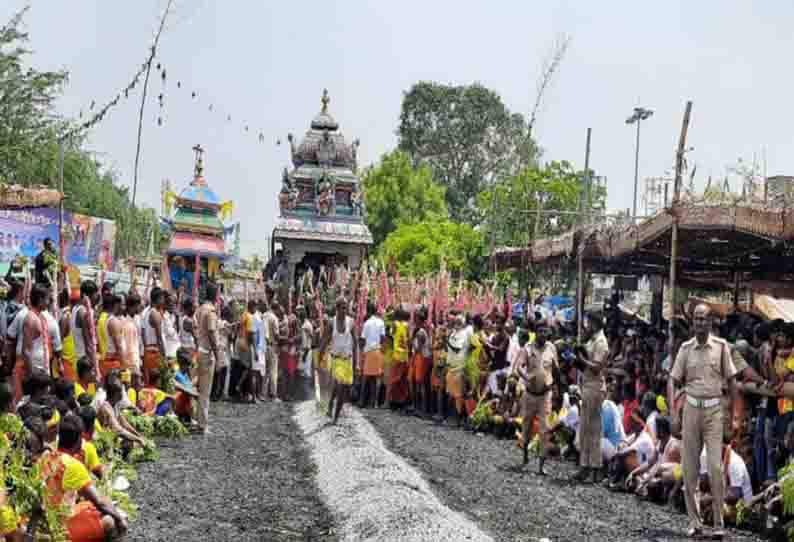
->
[527, 33, 572, 138]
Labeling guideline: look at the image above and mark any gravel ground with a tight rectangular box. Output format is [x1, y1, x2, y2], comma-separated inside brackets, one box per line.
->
[295, 401, 493, 542]
[363, 409, 761, 542]
[128, 400, 338, 542]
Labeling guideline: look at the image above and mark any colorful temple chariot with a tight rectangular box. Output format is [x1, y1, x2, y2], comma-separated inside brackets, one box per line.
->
[271, 89, 373, 286]
[163, 145, 232, 299]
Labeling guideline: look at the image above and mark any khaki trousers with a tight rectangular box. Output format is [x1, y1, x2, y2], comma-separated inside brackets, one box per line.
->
[267, 347, 279, 397]
[196, 352, 215, 430]
[580, 383, 604, 468]
[682, 401, 724, 529]
[521, 391, 551, 457]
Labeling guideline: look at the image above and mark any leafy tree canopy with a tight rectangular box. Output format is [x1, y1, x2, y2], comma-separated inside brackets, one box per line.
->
[378, 220, 487, 281]
[0, 8, 69, 184]
[362, 150, 447, 246]
[398, 81, 536, 224]
[0, 9, 162, 260]
[476, 160, 606, 249]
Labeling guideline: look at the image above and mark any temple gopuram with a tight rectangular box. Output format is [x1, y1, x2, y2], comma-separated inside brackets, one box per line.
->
[164, 145, 230, 300]
[271, 90, 373, 287]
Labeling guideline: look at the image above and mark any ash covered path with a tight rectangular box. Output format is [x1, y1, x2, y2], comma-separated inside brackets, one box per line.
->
[129, 401, 338, 542]
[127, 399, 761, 542]
[363, 409, 761, 542]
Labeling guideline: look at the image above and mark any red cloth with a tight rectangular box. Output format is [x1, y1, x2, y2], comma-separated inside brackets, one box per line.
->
[68, 501, 106, 542]
[280, 352, 297, 378]
[623, 398, 639, 434]
[411, 353, 432, 384]
[387, 361, 409, 403]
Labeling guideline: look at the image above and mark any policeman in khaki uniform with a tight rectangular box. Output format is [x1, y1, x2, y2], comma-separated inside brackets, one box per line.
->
[574, 312, 609, 483]
[669, 304, 769, 539]
[517, 325, 558, 475]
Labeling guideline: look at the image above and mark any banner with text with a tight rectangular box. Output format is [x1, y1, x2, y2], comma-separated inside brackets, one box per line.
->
[0, 207, 116, 275]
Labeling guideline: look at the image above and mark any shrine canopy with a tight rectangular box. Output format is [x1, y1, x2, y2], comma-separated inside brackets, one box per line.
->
[271, 89, 373, 283]
[165, 145, 230, 260]
[168, 231, 225, 259]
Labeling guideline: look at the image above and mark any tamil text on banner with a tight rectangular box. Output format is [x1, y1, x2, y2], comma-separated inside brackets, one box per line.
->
[0, 207, 116, 275]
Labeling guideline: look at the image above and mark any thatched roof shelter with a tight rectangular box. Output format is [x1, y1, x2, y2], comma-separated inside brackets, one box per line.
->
[0, 184, 62, 209]
[492, 200, 794, 283]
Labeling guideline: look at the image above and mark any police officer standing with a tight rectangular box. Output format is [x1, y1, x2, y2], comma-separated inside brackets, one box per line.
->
[574, 312, 609, 483]
[669, 304, 769, 539]
[517, 325, 558, 475]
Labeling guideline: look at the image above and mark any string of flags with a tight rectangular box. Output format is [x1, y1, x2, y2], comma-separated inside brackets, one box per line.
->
[151, 61, 273, 146]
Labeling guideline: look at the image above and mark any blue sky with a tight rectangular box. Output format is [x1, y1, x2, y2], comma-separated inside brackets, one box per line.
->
[5, 1, 794, 257]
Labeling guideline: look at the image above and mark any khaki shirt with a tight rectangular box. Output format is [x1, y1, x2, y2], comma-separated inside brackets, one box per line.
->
[670, 335, 737, 399]
[196, 303, 218, 352]
[525, 342, 557, 391]
[583, 330, 609, 385]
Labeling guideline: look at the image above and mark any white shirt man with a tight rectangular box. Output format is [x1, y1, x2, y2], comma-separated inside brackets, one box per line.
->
[253, 310, 267, 375]
[699, 447, 753, 504]
[360, 314, 386, 354]
[300, 318, 314, 378]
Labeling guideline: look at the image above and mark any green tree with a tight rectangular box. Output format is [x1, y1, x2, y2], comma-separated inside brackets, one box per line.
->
[0, 9, 163, 260]
[378, 220, 487, 281]
[398, 82, 536, 224]
[477, 160, 606, 249]
[0, 8, 69, 184]
[361, 150, 447, 246]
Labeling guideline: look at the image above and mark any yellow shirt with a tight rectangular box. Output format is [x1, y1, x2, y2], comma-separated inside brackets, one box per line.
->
[392, 322, 409, 363]
[128, 388, 137, 406]
[238, 312, 254, 352]
[81, 440, 102, 474]
[97, 312, 109, 357]
[778, 353, 794, 414]
[74, 381, 96, 399]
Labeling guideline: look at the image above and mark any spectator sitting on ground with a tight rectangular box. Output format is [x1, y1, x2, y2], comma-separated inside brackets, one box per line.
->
[698, 436, 753, 525]
[174, 348, 199, 426]
[38, 413, 128, 540]
[136, 368, 172, 416]
[607, 407, 656, 491]
[77, 405, 105, 478]
[634, 415, 683, 504]
[548, 385, 580, 462]
[53, 378, 79, 413]
[75, 357, 97, 400]
[96, 373, 146, 447]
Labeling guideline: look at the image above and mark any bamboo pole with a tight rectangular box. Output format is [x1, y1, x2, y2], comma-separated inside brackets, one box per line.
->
[667, 101, 693, 354]
[131, 0, 175, 208]
[576, 127, 592, 342]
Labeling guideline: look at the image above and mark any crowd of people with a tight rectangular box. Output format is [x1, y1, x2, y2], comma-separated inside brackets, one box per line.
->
[294, 292, 793, 540]
[0, 271, 237, 541]
[4, 258, 794, 540]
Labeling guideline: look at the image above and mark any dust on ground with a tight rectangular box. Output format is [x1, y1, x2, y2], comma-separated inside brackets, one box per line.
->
[129, 400, 338, 542]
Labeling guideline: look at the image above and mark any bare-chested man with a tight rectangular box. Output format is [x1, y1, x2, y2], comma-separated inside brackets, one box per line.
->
[142, 288, 167, 386]
[20, 284, 53, 398]
[100, 294, 127, 379]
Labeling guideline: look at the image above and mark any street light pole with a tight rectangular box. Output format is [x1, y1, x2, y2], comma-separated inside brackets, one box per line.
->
[626, 106, 653, 221]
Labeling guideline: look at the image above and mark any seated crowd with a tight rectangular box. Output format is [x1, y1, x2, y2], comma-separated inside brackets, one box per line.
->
[338, 297, 784, 531]
[0, 277, 223, 541]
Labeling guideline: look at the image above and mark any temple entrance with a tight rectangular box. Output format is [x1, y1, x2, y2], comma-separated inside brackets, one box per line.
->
[295, 251, 348, 289]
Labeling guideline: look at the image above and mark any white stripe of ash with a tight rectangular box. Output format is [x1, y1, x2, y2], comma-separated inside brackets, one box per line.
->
[295, 402, 494, 542]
